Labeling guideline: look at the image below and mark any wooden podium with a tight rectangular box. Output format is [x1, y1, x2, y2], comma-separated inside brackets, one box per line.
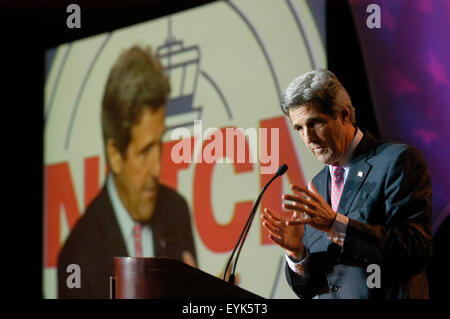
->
[114, 257, 263, 299]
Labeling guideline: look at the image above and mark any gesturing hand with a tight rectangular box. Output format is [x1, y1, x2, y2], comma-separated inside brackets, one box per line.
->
[261, 207, 306, 260]
[283, 181, 337, 233]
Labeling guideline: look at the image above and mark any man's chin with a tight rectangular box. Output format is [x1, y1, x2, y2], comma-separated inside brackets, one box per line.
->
[135, 202, 157, 222]
[314, 153, 332, 164]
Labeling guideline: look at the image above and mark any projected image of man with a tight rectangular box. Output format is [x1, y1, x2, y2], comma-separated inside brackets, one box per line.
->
[57, 46, 197, 298]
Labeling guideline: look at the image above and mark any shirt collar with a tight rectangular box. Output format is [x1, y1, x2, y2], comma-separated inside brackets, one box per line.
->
[338, 127, 363, 168]
[107, 173, 138, 240]
[327, 127, 363, 177]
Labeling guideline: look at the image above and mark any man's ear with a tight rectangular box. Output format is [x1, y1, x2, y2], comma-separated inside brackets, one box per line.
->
[339, 105, 351, 124]
[106, 139, 124, 174]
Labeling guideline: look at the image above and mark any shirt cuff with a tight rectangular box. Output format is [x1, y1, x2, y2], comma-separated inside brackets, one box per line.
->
[327, 213, 349, 247]
[285, 250, 311, 283]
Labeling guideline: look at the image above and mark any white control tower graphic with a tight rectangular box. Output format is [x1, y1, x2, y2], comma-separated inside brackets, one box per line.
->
[157, 18, 203, 130]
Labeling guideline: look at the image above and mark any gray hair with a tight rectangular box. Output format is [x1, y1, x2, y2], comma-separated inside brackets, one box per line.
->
[281, 68, 356, 124]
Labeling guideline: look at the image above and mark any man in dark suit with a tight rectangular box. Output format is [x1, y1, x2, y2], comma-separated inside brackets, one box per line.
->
[261, 69, 432, 298]
[58, 46, 197, 298]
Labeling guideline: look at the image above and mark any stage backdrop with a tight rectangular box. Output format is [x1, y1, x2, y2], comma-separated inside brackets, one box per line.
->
[43, 0, 326, 299]
[348, 0, 450, 232]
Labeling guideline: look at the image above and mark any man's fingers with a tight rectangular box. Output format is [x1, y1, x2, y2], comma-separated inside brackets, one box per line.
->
[307, 181, 326, 204]
[262, 220, 281, 235]
[307, 180, 320, 194]
[263, 207, 283, 223]
[262, 209, 283, 226]
[283, 203, 317, 217]
[182, 251, 197, 268]
[291, 184, 315, 198]
[287, 212, 310, 225]
[261, 210, 276, 224]
[268, 234, 289, 250]
[266, 229, 282, 243]
[262, 218, 281, 238]
[290, 183, 308, 192]
[290, 184, 320, 203]
[283, 193, 305, 203]
[283, 194, 320, 210]
[286, 218, 304, 225]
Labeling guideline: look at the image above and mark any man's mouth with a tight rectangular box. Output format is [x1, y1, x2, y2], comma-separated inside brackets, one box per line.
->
[142, 186, 158, 198]
[311, 146, 325, 153]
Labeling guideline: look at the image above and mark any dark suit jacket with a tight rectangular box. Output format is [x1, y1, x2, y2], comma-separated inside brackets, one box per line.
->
[286, 132, 432, 299]
[57, 183, 197, 298]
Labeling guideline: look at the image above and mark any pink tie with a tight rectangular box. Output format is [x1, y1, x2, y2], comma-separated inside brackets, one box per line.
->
[331, 166, 345, 212]
[133, 224, 142, 257]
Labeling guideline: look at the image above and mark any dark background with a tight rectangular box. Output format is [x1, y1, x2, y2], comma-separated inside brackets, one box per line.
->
[0, 0, 378, 299]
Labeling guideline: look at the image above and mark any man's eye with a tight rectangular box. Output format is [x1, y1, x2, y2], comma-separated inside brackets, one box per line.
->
[141, 144, 154, 156]
[314, 121, 325, 127]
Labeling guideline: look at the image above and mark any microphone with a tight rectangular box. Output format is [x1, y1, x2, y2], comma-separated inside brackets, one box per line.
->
[276, 163, 288, 176]
[223, 164, 288, 284]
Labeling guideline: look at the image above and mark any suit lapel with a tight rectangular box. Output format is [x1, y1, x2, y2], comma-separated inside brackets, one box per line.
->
[311, 167, 332, 250]
[338, 161, 371, 216]
[313, 166, 330, 203]
[97, 186, 129, 257]
[338, 132, 378, 216]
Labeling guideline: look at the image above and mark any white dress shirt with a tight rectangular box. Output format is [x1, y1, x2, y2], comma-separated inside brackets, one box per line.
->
[286, 128, 364, 276]
[107, 174, 154, 257]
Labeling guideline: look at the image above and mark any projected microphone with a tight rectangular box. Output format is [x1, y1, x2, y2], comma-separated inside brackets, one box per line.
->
[223, 164, 288, 284]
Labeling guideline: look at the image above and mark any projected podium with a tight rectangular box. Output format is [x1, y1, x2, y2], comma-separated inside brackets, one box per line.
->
[114, 257, 263, 299]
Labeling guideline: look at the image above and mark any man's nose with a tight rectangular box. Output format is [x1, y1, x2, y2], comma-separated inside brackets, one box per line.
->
[302, 127, 315, 144]
[147, 148, 161, 179]
[150, 158, 161, 178]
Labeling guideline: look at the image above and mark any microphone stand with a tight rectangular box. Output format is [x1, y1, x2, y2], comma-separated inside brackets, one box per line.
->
[222, 169, 284, 284]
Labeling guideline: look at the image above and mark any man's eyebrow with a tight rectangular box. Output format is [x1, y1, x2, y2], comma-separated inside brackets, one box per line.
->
[293, 117, 325, 130]
[138, 141, 155, 153]
[137, 127, 166, 153]
[308, 117, 325, 124]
